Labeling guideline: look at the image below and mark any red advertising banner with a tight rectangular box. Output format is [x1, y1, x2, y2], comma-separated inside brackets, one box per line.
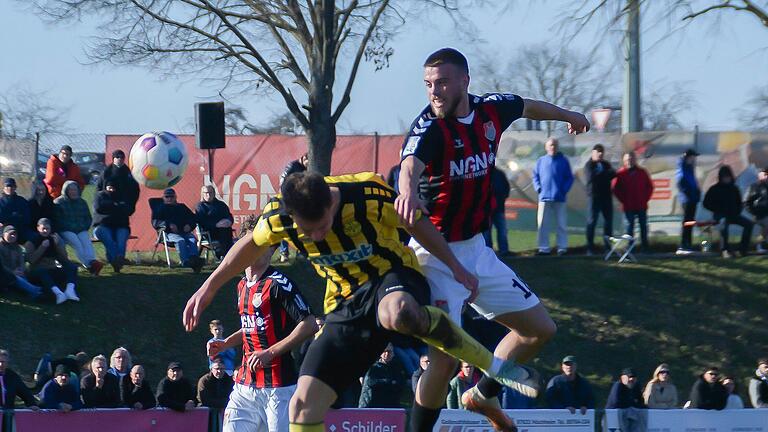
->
[105, 134, 405, 251]
[325, 408, 406, 432]
[13, 407, 209, 432]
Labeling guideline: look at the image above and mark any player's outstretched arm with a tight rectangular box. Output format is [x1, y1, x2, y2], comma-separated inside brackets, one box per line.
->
[406, 216, 479, 302]
[183, 234, 268, 332]
[395, 156, 429, 226]
[522, 98, 590, 135]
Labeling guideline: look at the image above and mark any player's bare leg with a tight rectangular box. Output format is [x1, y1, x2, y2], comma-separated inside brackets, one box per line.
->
[288, 376, 336, 431]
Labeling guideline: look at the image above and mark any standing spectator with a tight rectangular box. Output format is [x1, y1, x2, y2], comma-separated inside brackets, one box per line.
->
[44, 145, 85, 199]
[606, 368, 644, 409]
[25, 218, 79, 304]
[195, 185, 234, 259]
[545, 355, 595, 413]
[107, 347, 132, 379]
[54, 181, 104, 275]
[0, 349, 39, 410]
[642, 363, 678, 409]
[533, 137, 574, 255]
[745, 167, 768, 253]
[28, 180, 55, 236]
[277, 153, 308, 262]
[676, 149, 701, 253]
[749, 358, 768, 408]
[359, 344, 409, 408]
[484, 166, 512, 256]
[612, 152, 654, 252]
[0, 177, 32, 242]
[412, 354, 429, 394]
[93, 181, 132, 272]
[80, 354, 121, 408]
[152, 188, 202, 272]
[703, 165, 753, 258]
[0, 225, 43, 300]
[121, 365, 156, 409]
[583, 144, 615, 255]
[446, 362, 482, 409]
[97, 149, 140, 213]
[688, 366, 727, 410]
[156, 362, 196, 412]
[39, 365, 81, 411]
[207, 320, 236, 375]
[196, 359, 234, 409]
[722, 377, 744, 409]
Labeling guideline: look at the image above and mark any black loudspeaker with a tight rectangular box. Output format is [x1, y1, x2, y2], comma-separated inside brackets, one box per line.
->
[195, 102, 225, 149]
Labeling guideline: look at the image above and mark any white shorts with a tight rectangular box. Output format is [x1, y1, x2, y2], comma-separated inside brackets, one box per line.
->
[223, 383, 295, 432]
[410, 233, 540, 322]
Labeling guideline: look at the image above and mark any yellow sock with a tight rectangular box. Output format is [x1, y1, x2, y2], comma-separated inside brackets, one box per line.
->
[415, 306, 494, 373]
[289, 423, 324, 432]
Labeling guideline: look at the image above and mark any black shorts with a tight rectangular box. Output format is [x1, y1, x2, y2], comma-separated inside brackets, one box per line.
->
[299, 267, 430, 396]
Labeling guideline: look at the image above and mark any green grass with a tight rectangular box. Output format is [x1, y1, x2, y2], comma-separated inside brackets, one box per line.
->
[2, 233, 767, 408]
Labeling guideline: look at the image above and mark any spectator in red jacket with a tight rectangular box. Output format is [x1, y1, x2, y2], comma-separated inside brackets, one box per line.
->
[612, 152, 654, 251]
[44, 145, 85, 199]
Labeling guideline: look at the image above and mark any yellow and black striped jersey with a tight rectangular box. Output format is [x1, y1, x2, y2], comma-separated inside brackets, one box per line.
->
[252, 172, 422, 314]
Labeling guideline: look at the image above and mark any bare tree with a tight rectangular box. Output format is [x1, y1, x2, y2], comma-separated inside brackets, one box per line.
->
[475, 44, 618, 136]
[30, 0, 467, 174]
[642, 80, 697, 130]
[225, 107, 303, 134]
[0, 86, 69, 139]
[742, 85, 768, 130]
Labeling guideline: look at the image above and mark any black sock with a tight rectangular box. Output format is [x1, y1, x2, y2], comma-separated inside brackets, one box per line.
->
[477, 375, 503, 399]
[409, 402, 441, 432]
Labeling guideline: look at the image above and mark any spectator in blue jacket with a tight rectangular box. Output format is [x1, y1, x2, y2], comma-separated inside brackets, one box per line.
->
[676, 149, 701, 253]
[152, 188, 202, 272]
[195, 185, 234, 259]
[533, 138, 574, 255]
[546, 355, 595, 414]
[39, 364, 82, 411]
[0, 178, 33, 243]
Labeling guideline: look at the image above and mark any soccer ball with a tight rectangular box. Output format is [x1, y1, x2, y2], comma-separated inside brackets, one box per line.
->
[129, 132, 189, 189]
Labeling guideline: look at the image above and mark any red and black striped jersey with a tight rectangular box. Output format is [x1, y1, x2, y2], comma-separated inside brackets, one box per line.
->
[401, 93, 524, 242]
[235, 266, 311, 388]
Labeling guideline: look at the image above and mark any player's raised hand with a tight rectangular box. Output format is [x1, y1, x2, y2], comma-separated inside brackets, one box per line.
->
[183, 285, 215, 332]
[395, 192, 429, 227]
[567, 112, 590, 135]
[451, 264, 479, 304]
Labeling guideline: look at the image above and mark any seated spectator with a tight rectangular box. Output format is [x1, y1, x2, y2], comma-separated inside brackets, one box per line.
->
[0, 349, 39, 410]
[121, 365, 156, 410]
[97, 149, 140, 214]
[703, 165, 753, 258]
[688, 366, 727, 410]
[195, 185, 234, 259]
[152, 188, 203, 272]
[447, 362, 482, 409]
[24, 218, 79, 304]
[749, 358, 768, 408]
[0, 225, 43, 300]
[28, 180, 55, 235]
[412, 354, 429, 394]
[744, 167, 768, 253]
[108, 347, 132, 379]
[197, 358, 233, 409]
[606, 368, 645, 409]
[545, 355, 595, 414]
[39, 365, 81, 412]
[723, 376, 744, 409]
[44, 145, 85, 199]
[207, 320, 236, 375]
[156, 362, 196, 412]
[53, 181, 104, 274]
[0, 178, 33, 242]
[93, 181, 132, 272]
[359, 344, 408, 408]
[80, 354, 121, 408]
[643, 363, 678, 409]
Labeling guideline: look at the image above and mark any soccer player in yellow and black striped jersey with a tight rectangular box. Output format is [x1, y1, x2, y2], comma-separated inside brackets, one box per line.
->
[183, 171, 529, 432]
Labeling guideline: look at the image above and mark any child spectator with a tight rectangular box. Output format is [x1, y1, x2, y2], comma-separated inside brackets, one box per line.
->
[208, 320, 236, 375]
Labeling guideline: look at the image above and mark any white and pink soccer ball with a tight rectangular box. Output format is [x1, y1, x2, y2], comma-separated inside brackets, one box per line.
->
[128, 132, 189, 189]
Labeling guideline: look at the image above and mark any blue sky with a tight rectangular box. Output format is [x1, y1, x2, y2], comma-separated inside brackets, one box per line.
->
[1, 2, 766, 135]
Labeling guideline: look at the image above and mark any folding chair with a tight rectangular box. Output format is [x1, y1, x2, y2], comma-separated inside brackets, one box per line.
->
[196, 225, 214, 263]
[149, 197, 176, 268]
[604, 234, 637, 263]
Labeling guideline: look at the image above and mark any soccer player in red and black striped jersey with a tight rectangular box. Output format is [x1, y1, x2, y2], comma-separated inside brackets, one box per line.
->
[207, 217, 317, 432]
[396, 48, 590, 432]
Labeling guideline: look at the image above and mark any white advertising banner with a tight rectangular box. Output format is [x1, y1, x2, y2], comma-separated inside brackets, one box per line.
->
[604, 408, 768, 432]
[434, 409, 595, 432]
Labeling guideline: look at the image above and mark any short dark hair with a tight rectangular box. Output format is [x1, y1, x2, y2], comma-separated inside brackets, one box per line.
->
[423, 48, 469, 74]
[281, 172, 331, 221]
[593, 144, 605, 152]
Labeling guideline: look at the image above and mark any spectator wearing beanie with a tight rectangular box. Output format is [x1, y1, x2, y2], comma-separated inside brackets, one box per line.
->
[45, 145, 85, 199]
[40, 364, 82, 411]
[93, 180, 132, 272]
[98, 149, 140, 213]
[703, 165, 753, 257]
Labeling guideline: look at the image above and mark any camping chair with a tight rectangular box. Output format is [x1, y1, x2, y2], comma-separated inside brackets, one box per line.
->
[196, 225, 214, 263]
[149, 197, 176, 268]
[604, 234, 636, 263]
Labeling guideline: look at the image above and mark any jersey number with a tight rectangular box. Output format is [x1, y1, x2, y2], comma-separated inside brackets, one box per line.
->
[512, 279, 532, 299]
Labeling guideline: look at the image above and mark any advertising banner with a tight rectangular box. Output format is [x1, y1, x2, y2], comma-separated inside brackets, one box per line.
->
[434, 408, 595, 432]
[603, 408, 768, 432]
[325, 408, 406, 432]
[11, 407, 209, 432]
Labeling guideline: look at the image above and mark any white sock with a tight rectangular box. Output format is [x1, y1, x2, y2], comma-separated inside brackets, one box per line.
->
[487, 356, 505, 377]
[66, 283, 75, 291]
[51, 286, 63, 294]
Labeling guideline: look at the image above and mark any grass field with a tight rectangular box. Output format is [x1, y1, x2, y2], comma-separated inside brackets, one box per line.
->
[2, 237, 767, 407]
